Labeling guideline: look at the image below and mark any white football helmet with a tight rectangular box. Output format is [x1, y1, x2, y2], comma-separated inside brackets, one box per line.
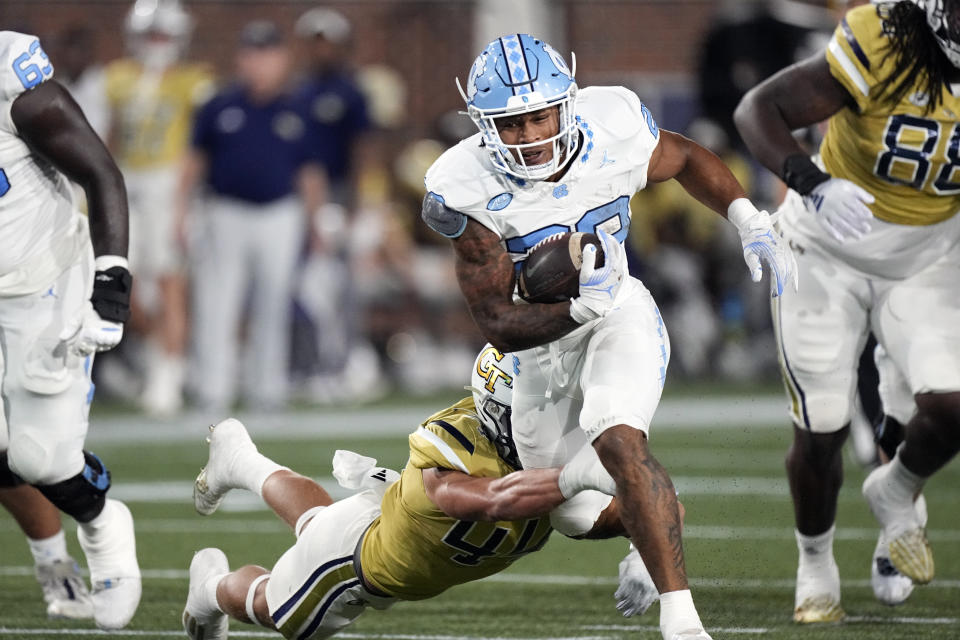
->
[457, 34, 579, 181]
[926, 0, 960, 67]
[125, 0, 193, 69]
[468, 345, 521, 469]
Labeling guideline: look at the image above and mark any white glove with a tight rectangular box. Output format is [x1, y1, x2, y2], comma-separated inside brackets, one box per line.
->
[58, 303, 123, 357]
[615, 544, 659, 617]
[332, 450, 400, 494]
[802, 178, 874, 243]
[728, 198, 798, 297]
[557, 444, 616, 499]
[569, 229, 626, 324]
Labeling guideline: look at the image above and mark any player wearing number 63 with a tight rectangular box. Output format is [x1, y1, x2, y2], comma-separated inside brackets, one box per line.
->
[182, 345, 661, 640]
[0, 31, 139, 629]
[735, 0, 960, 624]
[421, 34, 797, 640]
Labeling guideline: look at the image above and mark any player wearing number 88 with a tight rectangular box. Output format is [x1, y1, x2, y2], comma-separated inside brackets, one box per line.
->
[735, 0, 960, 622]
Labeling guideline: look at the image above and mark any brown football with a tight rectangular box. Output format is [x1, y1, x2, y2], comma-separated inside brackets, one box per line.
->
[518, 232, 605, 303]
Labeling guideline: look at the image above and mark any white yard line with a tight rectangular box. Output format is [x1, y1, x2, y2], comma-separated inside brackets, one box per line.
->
[2, 565, 959, 589]
[84, 396, 789, 445]
[3, 514, 960, 543]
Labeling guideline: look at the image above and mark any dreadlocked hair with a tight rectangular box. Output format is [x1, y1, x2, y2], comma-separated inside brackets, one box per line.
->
[876, 1, 952, 113]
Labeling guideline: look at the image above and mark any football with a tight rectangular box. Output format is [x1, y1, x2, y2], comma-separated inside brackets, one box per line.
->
[517, 232, 605, 303]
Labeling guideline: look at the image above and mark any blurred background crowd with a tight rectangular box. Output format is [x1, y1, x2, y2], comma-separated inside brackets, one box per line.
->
[1, 0, 859, 414]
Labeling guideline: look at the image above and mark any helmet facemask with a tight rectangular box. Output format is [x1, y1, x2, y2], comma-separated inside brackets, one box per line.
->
[457, 34, 580, 181]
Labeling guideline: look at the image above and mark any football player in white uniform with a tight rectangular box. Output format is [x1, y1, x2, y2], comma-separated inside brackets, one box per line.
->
[0, 31, 140, 629]
[735, 0, 960, 621]
[422, 34, 797, 640]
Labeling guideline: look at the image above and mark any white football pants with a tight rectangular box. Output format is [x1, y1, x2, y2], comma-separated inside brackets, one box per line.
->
[190, 194, 305, 409]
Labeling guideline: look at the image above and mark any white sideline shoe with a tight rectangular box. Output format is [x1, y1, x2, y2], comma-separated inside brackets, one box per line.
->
[182, 548, 229, 640]
[36, 557, 93, 619]
[614, 545, 659, 617]
[863, 467, 934, 584]
[77, 499, 142, 629]
[194, 418, 257, 516]
[793, 558, 844, 623]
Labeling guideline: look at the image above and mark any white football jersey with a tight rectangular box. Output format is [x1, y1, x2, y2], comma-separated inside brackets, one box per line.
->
[0, 31, 87, 296]
[425, 86, 660, 263]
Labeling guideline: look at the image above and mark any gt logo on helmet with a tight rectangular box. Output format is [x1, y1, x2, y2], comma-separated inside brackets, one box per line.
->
[475, 346, 513, 393]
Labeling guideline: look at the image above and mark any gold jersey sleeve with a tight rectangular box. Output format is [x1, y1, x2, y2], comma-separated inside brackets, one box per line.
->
[821, 4, 960, 225]
[105, 59, 215, 169]
[359, 397, 552, 600]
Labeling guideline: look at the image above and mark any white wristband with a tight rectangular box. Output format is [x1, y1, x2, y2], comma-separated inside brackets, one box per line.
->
[94, 255, 129, 272]
[727, 198, 759, 231]
[569, 298, 593, 324]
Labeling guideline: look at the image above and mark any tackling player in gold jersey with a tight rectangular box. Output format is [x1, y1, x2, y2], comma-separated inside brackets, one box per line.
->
[180, 346, 657, 640]
[736, 0, 960, 623]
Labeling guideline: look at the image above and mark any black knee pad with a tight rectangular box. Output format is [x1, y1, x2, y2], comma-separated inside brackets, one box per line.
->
[36, 451, 111, 523]
[0, 451, 24, 488]
[875, 415, 906, 460]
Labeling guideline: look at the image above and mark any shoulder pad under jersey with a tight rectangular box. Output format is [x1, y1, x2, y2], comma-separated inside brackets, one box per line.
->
[825, 5, 886, 111]
[422, 191, 468, 239]
[0, 31, 54, 105]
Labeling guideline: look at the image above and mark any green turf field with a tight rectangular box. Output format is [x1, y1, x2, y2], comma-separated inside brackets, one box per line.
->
[1, 392, 957, 639]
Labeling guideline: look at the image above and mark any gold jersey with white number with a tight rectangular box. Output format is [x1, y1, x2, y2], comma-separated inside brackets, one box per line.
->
[104, 59, 213, 169]
[822, 4, 960, 225]
[359, 397, 552, 600]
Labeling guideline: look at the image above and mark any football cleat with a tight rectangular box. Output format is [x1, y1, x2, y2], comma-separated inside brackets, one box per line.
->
[670, 629, 713, 640]
[871, 494, 927, 605]
[183, 548, 229, 640]
[614, 545, 659, 617]
[863, 467, 934, 584]
[36, 557, 93, 620]
[194, 418, 258, 516]
[77, 499, 142, 629]
[793, 558, 844, 623]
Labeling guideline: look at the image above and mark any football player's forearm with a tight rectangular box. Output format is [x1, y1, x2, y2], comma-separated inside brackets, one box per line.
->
[484, 468, 565, 522]
[472, 301, 580, 352]
[673, 144, 747, 217]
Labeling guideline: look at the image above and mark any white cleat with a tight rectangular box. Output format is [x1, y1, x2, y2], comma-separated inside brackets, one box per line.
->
[36, 557, 93, 619]
[183, 548, 229, 640]
[77, 499, 142, 629]
[872, 493, 926, 606]
[614, 545, 659, 617]
[194, 418, 257, 516]
[863, 467, 934, 584]
[793, 558, 844, 623]
[872, 532, 913, 606]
